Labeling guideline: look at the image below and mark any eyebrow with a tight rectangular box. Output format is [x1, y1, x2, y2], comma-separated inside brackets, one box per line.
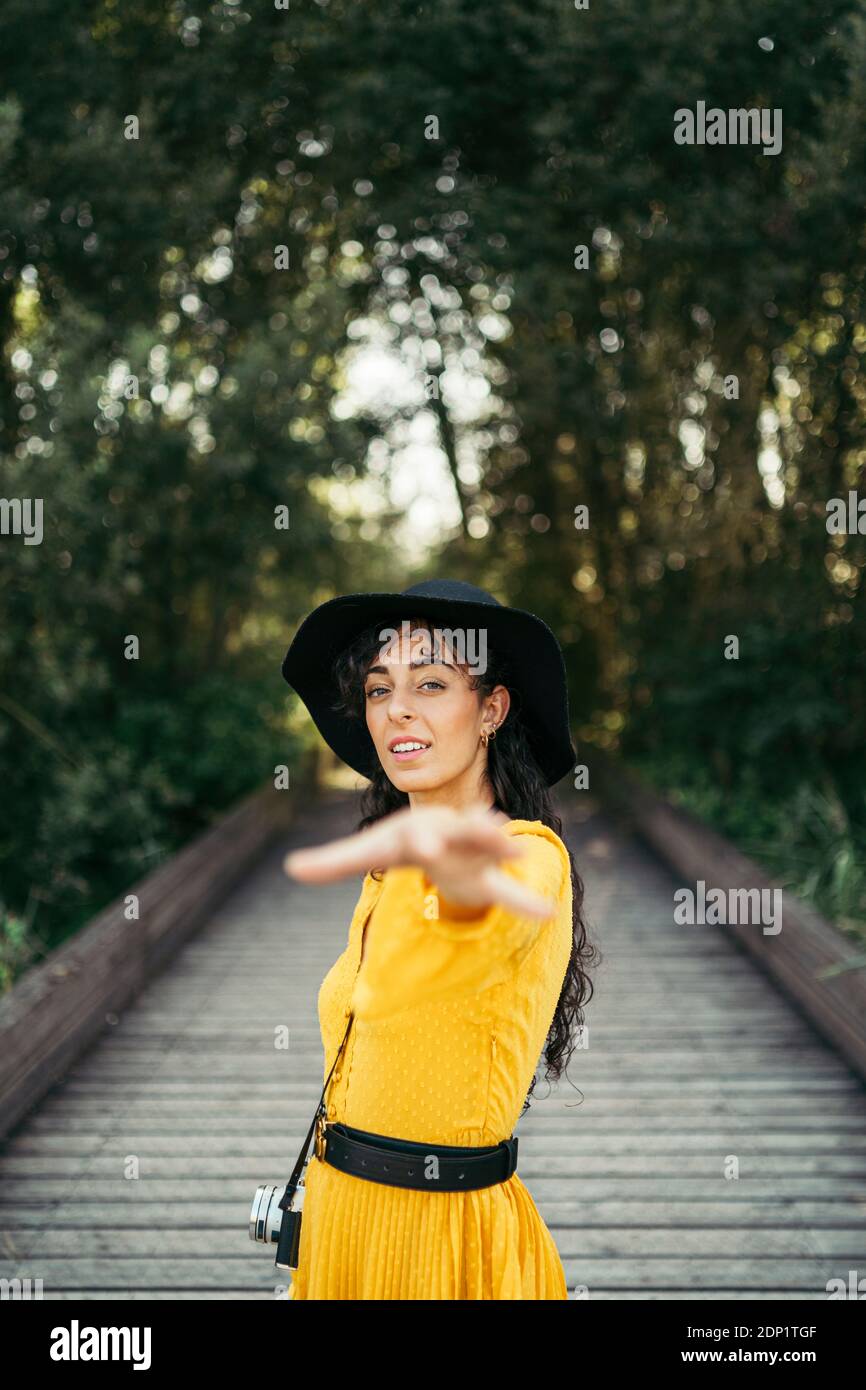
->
[365, 659, 456, 677]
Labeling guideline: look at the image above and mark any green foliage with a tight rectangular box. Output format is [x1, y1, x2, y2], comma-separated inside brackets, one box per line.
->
[765, 784, 866, 935]
[622, 578, 866, 936]
[1, 0, 865, 983]
[0, 665, 304, 970]
[0, 903, 46, 992]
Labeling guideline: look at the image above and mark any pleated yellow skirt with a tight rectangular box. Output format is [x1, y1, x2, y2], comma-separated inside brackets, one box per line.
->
[287, 1153, 568, 1300]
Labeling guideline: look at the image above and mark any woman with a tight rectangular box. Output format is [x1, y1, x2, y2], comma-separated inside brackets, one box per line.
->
[279, 578, 597, 1299]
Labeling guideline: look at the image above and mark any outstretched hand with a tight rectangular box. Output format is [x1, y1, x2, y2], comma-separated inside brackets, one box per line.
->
[283, 803, 556, 920]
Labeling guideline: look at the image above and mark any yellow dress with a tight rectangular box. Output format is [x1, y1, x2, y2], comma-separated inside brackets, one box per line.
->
[287, 818, 573, 1300]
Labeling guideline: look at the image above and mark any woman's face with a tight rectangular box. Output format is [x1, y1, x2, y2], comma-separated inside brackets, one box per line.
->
[363, 623, 510, 806]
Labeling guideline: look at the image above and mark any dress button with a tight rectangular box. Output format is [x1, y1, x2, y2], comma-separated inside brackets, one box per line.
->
[327, 1104, 337, 1119]
[333, 1070, 341, 1082]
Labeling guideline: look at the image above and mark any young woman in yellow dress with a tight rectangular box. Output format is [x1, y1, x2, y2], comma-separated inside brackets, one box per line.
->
[280, 579, 597, 1299]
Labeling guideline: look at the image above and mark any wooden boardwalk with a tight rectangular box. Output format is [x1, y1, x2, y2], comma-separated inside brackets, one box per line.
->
[1, 791, 865, 1300]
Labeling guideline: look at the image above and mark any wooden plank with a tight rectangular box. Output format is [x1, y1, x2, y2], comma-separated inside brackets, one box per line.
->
[4, 1133, 866, 1166]
[11, 1111, 866, 1140]
[3, 1176, 864, 1203]
[7, 1226, 865, 1259]
[0, 1256, 844, 1291]
[11, 1283, 852, 1301]
[3, 1199, 864, 1228]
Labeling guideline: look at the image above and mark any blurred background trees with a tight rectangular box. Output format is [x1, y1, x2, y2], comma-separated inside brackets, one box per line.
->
[1, 0, 864, 979]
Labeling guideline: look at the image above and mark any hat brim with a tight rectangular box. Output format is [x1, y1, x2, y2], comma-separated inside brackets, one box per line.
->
[281, 591, 575, 787]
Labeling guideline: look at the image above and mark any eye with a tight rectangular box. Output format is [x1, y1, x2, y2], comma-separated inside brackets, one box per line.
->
[365, 678, 445, 698]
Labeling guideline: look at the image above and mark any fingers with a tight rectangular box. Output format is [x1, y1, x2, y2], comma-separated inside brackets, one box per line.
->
[481, 864, 557, 920]
[283, 804, 521, 885]
[381, 802, 519, 873]
[441, 804, 524, 861]
[465, 825, 524, 857]
[283, 818, 395, 882]
[400, 816, 520, 869]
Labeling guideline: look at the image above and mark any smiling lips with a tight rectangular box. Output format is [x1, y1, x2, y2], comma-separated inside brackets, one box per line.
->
[389, 739, 431, 762]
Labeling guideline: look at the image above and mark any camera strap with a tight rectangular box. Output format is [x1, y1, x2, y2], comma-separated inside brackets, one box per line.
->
[278, 1009, 354, 1212]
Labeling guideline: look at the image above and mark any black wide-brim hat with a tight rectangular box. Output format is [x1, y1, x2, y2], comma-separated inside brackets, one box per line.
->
[281, 579, 576, 786]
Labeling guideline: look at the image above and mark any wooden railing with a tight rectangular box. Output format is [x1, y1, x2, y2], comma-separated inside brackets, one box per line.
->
[0, 756, 317, 1140]
[587, 748, 866, 1085]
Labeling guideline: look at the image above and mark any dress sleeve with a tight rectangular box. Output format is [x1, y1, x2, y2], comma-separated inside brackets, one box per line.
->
[350, 831, 569, 1020]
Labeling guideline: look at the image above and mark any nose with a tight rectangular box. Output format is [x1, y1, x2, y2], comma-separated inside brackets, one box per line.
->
[384, 680, 420, 724]
[387, 694, 416, 722]
[386, 695, 428, 739]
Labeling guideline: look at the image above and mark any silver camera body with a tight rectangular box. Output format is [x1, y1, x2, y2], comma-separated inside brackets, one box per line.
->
[249, 1181, 305, 1269]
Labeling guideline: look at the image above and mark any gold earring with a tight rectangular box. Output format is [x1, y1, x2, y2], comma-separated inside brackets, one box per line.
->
[480, 724, 498, 748]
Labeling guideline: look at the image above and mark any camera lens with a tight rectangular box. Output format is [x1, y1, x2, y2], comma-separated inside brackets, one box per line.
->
[249, 1184, 283, 1244]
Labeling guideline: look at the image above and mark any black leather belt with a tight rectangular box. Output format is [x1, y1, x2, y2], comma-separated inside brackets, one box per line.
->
[321, 1122, 519, 1192]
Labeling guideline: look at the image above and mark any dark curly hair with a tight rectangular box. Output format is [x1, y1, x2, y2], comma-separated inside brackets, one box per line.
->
[331, 612, 599, 1113]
